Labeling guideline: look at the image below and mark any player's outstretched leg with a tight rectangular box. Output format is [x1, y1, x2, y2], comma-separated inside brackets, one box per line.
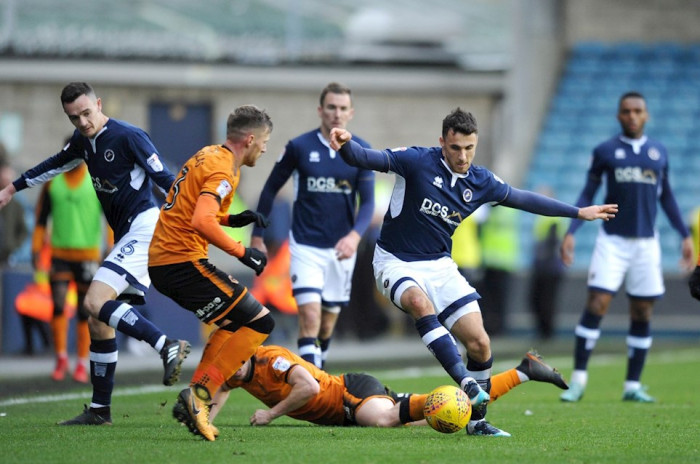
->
[516, 350, 569, 390]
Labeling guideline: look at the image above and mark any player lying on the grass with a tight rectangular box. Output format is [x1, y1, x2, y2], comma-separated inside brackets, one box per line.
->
[200, 345, 567, 433]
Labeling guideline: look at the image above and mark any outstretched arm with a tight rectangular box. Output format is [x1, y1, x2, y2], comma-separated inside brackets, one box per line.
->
[330, 128, 390, 172]
[502, 188, 617, 221]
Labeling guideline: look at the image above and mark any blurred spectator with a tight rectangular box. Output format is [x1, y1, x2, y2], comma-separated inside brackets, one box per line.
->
[250, 196, 298, 345]
[528, 186, 567, 340]
[341, 177, 394, 340]
[452, 207, 485, 285]
[1, 154, 35, 353]
[32, 158, 111, 381]
[478, 205, 520, 336]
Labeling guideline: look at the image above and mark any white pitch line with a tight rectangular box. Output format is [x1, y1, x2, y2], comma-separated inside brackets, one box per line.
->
[0, 384, 172, 408]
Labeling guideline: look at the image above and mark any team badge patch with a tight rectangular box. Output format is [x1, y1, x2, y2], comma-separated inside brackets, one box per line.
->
[104, 149, 115, 162]
[216, 180, 233, 199]
[648, 147, 660, 161]
[462, 189, 473, 202]
[147, 153, 164, 172]
[272, 356, 292, 372]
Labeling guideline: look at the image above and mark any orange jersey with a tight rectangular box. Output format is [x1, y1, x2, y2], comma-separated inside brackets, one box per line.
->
[226, 345, 347, 425]
[150, 145, 239, 266]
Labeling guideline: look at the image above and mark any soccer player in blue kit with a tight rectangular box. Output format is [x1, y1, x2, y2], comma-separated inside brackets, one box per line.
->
[329, 108, 618, 436]
[559, 91, 694, 403]
[251, 82, 374, 369]
[0, 82, 191, 425]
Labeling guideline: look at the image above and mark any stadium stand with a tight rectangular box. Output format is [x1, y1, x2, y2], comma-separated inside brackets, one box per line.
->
[523, 41, 700, 271]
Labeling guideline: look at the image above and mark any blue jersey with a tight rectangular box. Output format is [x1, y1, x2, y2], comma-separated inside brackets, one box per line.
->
[568, 134, 688, 238]
[377, 146, 510, 261]
[254, 129, 375, 248]
[14, 119, 175, 241]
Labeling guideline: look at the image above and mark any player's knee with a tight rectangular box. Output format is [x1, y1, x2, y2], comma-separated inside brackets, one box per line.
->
[82, 294, 104, 317]
[403, 293, 433, 318]
[246, 313, 275, 334]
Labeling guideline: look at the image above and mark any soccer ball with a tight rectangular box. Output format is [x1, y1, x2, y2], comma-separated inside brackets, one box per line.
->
[423, 385, 471, 433]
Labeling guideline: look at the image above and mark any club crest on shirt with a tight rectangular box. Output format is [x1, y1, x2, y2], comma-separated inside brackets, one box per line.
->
[216, 180, 232, 199]
[647, 147, 660, 161]
[462, 189, 473, 202]
[104, 149, 115, 162]
[272, 356, 292, 372]
[432, 176, 443, 188]
[615, 148, 626, 159]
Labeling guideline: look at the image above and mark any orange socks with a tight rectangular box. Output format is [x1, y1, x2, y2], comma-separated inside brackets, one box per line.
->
[489, 369, 522, 402]
[409, 394, 429, 421]
[51, 314, 68, 355]
[191, 326, 269, 402]
[76, 320, 90, 359]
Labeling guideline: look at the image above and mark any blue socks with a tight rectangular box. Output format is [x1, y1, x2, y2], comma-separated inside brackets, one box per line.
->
[98, 300, 164, 348]
[89, 338, 118, 408]
[298, 337, 321, 368]
[573, 311, 603, 371]
[626, 320, 651, 382]
[415, 315, 468, 385]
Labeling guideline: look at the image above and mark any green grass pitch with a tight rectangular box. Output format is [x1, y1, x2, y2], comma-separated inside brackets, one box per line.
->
[1, 348, 698, 464]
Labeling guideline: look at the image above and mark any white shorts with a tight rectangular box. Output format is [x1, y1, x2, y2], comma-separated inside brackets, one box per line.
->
[289, 233, 357, 308]
[372, 245, 481, 330]
[587, 229, 664, 298]
[93, 207, 160, 297]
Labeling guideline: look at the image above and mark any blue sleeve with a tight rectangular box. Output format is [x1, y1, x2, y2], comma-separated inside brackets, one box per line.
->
[14, 149, 82, 191]
[659, 175, 690, 238]
[566, 175, 602, 235]
[128, 130, 175, 192]
[352, 171, 375, 237]
[338, 140, 390, 172]
[501, 187, 579, 218]
[253, 144, 297, 237]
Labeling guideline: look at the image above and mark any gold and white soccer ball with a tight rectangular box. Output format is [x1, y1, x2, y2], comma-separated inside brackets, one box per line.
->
[423, 385, 472, 433]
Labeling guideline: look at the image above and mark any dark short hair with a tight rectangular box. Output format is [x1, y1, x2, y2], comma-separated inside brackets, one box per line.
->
[442, 108, 478, 139]
[619, 91, 646, 109]
[226, 105, 273, 140]
[319, 82, 352, 107]
[60, 82, 96, 105]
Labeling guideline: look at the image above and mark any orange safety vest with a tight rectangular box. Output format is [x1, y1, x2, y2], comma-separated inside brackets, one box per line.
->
[250, 240, 298, 315]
